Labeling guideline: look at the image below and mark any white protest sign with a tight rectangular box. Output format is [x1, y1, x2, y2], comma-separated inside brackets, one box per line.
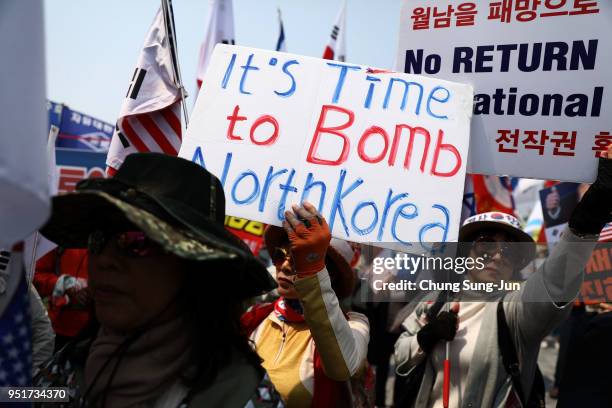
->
[396, 0, 612, 183]
[180, 45, 473, 247]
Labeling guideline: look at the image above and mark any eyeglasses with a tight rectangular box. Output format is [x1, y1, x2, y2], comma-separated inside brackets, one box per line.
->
[87, 230, 162, 257]
[271, 247, 294, 267]
[472, 234, 520, 263]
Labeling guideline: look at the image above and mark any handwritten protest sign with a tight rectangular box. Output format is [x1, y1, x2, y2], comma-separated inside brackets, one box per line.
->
[396, 0, 612, 183]
[180, 45, 473, 246]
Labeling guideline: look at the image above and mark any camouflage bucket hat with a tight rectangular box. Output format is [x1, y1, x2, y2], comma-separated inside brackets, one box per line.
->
[41, 153, 276, 298]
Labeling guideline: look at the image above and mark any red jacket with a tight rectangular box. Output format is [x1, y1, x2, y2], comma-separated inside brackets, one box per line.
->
[33, 248, 91, 337]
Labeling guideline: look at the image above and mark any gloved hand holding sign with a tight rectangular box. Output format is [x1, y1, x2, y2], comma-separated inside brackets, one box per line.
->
[282, 201, 331, 277]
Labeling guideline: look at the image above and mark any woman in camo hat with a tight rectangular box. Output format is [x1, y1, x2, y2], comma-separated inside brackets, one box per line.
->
[35, 153, 282, 408]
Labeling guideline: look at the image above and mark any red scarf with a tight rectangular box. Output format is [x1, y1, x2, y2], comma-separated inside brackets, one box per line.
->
[273, 297, 305, 323]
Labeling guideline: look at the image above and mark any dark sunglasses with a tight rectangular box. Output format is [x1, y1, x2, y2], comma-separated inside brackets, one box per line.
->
[271, 246, 294, 266]
[472, 234, 520, 263]
[87, 230, 162, 257]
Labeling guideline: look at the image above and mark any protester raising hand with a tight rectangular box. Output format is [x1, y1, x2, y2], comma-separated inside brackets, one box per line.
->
[394, 145, 612, 408]
[243, 202, 370, 408]
[282, 201, 331, 276]
[569, 143, 612, 235]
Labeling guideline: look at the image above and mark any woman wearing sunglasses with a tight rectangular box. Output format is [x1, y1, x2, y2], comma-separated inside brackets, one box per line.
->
[34, 153, 283, 407]
[394, 147, 612, 408]
[240, 202, 370, 408]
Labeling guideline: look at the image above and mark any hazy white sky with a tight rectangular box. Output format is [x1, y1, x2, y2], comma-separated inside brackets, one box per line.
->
[44, 0, 403, 123]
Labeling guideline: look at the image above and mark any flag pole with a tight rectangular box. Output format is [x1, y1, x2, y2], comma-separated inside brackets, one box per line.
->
[28, 232, 39, 285]
[161, 0, 189, 127]
[443, 270, 451, 408]
[28, 124, 60, 284]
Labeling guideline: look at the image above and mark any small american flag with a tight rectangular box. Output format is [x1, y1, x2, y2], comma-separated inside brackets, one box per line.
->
[599, 223, 612, 242]
[106, 7, 183, 173]
[0, 249, 32, 387]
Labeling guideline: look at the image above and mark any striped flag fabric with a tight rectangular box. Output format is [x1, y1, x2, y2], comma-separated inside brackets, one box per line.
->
[471, 174, 516, 216]
[106, 7, 183, 174]
[196, 0, 235, 89]
[598, 223, 612, 242]
[0, 247, 32, 387]
[276, 8, 286, 52]
[322, 0, 346, 61]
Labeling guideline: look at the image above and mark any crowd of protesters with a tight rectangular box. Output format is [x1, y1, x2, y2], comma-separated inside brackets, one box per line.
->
[0, 146, 608, 407]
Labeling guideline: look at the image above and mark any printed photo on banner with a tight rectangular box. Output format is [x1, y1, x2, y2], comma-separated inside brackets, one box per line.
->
[179, 45, 474, 248]
[538, 182, 578, 248]
[396, 0, 611, 183]
[47, 101, 114, 152]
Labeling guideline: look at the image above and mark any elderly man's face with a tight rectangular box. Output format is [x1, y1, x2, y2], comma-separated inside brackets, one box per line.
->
[88, 231, 186, 332]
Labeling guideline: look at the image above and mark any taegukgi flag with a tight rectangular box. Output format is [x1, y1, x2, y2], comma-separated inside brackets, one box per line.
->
[196, 0, 235, 89]
[106, 7, 182, 173]
[322, 0, 346, 61]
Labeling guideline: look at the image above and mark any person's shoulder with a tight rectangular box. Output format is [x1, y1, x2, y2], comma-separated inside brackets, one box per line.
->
[189, 352, 284, 408]
[240, 302, 275, 335]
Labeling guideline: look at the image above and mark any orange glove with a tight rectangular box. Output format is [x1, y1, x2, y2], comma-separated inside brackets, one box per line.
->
[283, 201, 331, 276]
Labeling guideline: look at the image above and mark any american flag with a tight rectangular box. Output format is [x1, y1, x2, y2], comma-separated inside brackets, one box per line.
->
[599, 223, 612, 242]
[0, 249, 32, 387]
[106, 5, 183, 174]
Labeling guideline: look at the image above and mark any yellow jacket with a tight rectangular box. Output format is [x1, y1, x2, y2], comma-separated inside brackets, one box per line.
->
[251, 268, 370, 408]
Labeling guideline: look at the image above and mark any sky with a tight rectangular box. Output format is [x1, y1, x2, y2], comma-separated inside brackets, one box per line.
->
[44, 0, 403, 124]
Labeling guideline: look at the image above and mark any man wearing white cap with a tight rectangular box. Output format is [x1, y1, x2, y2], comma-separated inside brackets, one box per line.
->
[394, 146, 612, 408]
